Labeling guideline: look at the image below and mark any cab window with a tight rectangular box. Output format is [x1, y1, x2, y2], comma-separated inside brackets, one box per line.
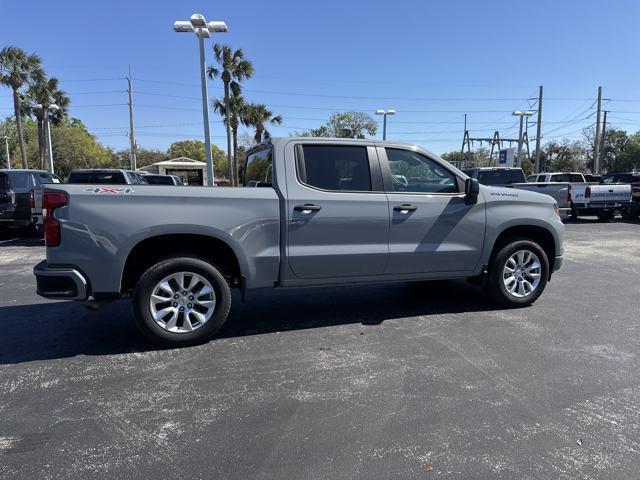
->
[297, 145, 371, 192]
[244, 147, 273, 187]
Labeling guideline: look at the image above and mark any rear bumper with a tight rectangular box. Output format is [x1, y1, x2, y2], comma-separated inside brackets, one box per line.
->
[33, 260, 89, 300]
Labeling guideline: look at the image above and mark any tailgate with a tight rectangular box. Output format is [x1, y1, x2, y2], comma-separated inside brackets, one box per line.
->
[587, 185, 632, 203]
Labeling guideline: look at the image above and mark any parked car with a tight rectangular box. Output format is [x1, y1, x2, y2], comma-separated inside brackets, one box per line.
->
[67, 169, 148, 185]
[462, 167, 527, 186]
[140, 173, 184, 185]
[34, 138, 564, 347]
[0, 169, 61, 234]
[601, 172, 640, 219]
[508, 171, 632, 220]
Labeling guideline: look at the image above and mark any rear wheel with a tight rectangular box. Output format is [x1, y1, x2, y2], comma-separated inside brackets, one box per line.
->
[621, 204, 639, 220]
[133, 256, 232, 347]
[484, 238, 549, 307]
[596, 210, 615, 221]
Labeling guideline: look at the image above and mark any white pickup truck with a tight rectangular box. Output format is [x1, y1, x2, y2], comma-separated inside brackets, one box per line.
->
[515, 172, 632, 220]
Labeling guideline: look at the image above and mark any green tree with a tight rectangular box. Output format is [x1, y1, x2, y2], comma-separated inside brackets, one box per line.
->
[212, 94, 249, 184]
[296, 112, 377, 139]
[243, 103, 283, 144]
[167, 140, 228, 180]
[112, 148, 168, 169]
[207, 45, 254, 186]
[19, 119, 112, 177]
[0, 46, 44, 168]
[539, 140, 587, 172]
[25, 76, 70, 169]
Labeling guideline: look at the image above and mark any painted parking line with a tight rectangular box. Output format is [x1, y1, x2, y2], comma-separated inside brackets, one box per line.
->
[0, 238, 20, 245]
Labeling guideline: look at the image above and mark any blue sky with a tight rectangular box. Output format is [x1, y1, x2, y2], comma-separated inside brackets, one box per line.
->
[2, 0, 640, 155]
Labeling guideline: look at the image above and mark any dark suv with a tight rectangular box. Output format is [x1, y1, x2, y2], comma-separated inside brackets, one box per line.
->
[67, 169, 148, 185]
[0, 169, 62, 233]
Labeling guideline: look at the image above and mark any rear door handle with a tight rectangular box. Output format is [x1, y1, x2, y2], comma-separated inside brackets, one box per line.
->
[294, 203, 322, 213]
[393, 204, 418, 213]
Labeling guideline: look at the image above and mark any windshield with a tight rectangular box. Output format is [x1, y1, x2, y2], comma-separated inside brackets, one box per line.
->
[477, 170, 525, 185]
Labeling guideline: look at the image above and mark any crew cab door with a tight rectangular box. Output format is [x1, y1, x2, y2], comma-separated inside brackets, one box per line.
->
[378, 146, 485, 274]
[285, 143, 389, 279]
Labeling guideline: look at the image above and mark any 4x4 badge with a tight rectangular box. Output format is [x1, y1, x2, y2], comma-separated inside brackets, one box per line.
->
[83, 187, 134, 194]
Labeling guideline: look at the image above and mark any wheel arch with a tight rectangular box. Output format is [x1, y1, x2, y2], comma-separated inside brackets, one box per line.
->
[488, 224, 557, 279]
[120, 233, 246, 294]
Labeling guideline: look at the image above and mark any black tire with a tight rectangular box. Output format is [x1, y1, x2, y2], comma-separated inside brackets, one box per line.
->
[596, 210, 615, 221]
[569, 207, 578, 220]
[484, 238, 549, 308]
[621, 204, 639, 220]
[132, 256, 232, 347]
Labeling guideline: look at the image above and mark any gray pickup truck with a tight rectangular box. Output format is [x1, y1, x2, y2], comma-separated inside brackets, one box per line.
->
[34, 138, 564, 346]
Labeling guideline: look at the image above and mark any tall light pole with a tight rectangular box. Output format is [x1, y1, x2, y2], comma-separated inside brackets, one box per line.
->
[1, 136, 10, 169]
[375, 109, 396, 141]
[174, 14, 227, 186]
[512, 110, 534, 167]
[37, 103, 59, 174]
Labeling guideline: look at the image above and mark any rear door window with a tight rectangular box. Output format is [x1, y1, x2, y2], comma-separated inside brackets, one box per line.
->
[0, 173, 8, 191]
[8, 172, 31, 189]
[297, 145, 372, 192]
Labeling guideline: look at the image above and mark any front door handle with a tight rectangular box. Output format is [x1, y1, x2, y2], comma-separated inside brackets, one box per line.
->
[294, 203, 322, 213]
[393, 204, 418, 214]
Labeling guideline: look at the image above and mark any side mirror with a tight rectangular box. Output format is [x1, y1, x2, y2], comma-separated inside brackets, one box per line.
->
[465, 178, 479, 203]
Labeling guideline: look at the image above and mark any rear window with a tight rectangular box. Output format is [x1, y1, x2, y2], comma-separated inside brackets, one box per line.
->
[144, 175, 174, 185]
[244, 147, 273, 187]
[477, 169, 525, 185]
[68, 171, 127, 184]
[550, 174, 583, 182]
[297, 145, 371, 191]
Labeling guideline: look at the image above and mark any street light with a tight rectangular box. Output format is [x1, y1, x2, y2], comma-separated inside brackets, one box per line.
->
[375, 109, 396, 141]
[1, 136, 10, 170]
[512, 110, 534, 167]
[36, 103, 59, 174]
[174, 13, 228, 186]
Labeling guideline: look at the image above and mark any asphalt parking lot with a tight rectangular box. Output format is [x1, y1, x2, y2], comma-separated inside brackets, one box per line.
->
[1, 219, 639, 479]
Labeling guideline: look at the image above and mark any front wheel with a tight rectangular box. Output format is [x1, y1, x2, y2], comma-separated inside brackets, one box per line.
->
[484, 239, 549, 307]
[133, 256, 232, 347]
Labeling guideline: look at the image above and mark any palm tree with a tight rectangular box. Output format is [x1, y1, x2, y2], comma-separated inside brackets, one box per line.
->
[25, 76, 70, 169]
[207, 45, 253, 186]
[212, 94, 248, 184]
[243, 104, 283, 144]
[0, 46, 44, 168]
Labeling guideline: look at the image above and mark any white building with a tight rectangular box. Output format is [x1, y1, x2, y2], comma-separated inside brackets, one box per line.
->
[139, 157, 214, 186]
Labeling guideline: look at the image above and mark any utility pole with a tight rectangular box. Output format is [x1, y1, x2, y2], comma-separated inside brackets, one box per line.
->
[512, 110, 534, 168]
[593, 86, 602, 174]
[126, 67, 137, 171]
[600, 110, 608, 170]
[534, 85, 543, 173]
[2, 136, 10, 169]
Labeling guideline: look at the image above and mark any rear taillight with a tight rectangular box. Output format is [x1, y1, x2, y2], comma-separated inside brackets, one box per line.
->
[29, 189, 35, 209]
[43, 192, 67, 247]
[585, 186, 591, 198]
